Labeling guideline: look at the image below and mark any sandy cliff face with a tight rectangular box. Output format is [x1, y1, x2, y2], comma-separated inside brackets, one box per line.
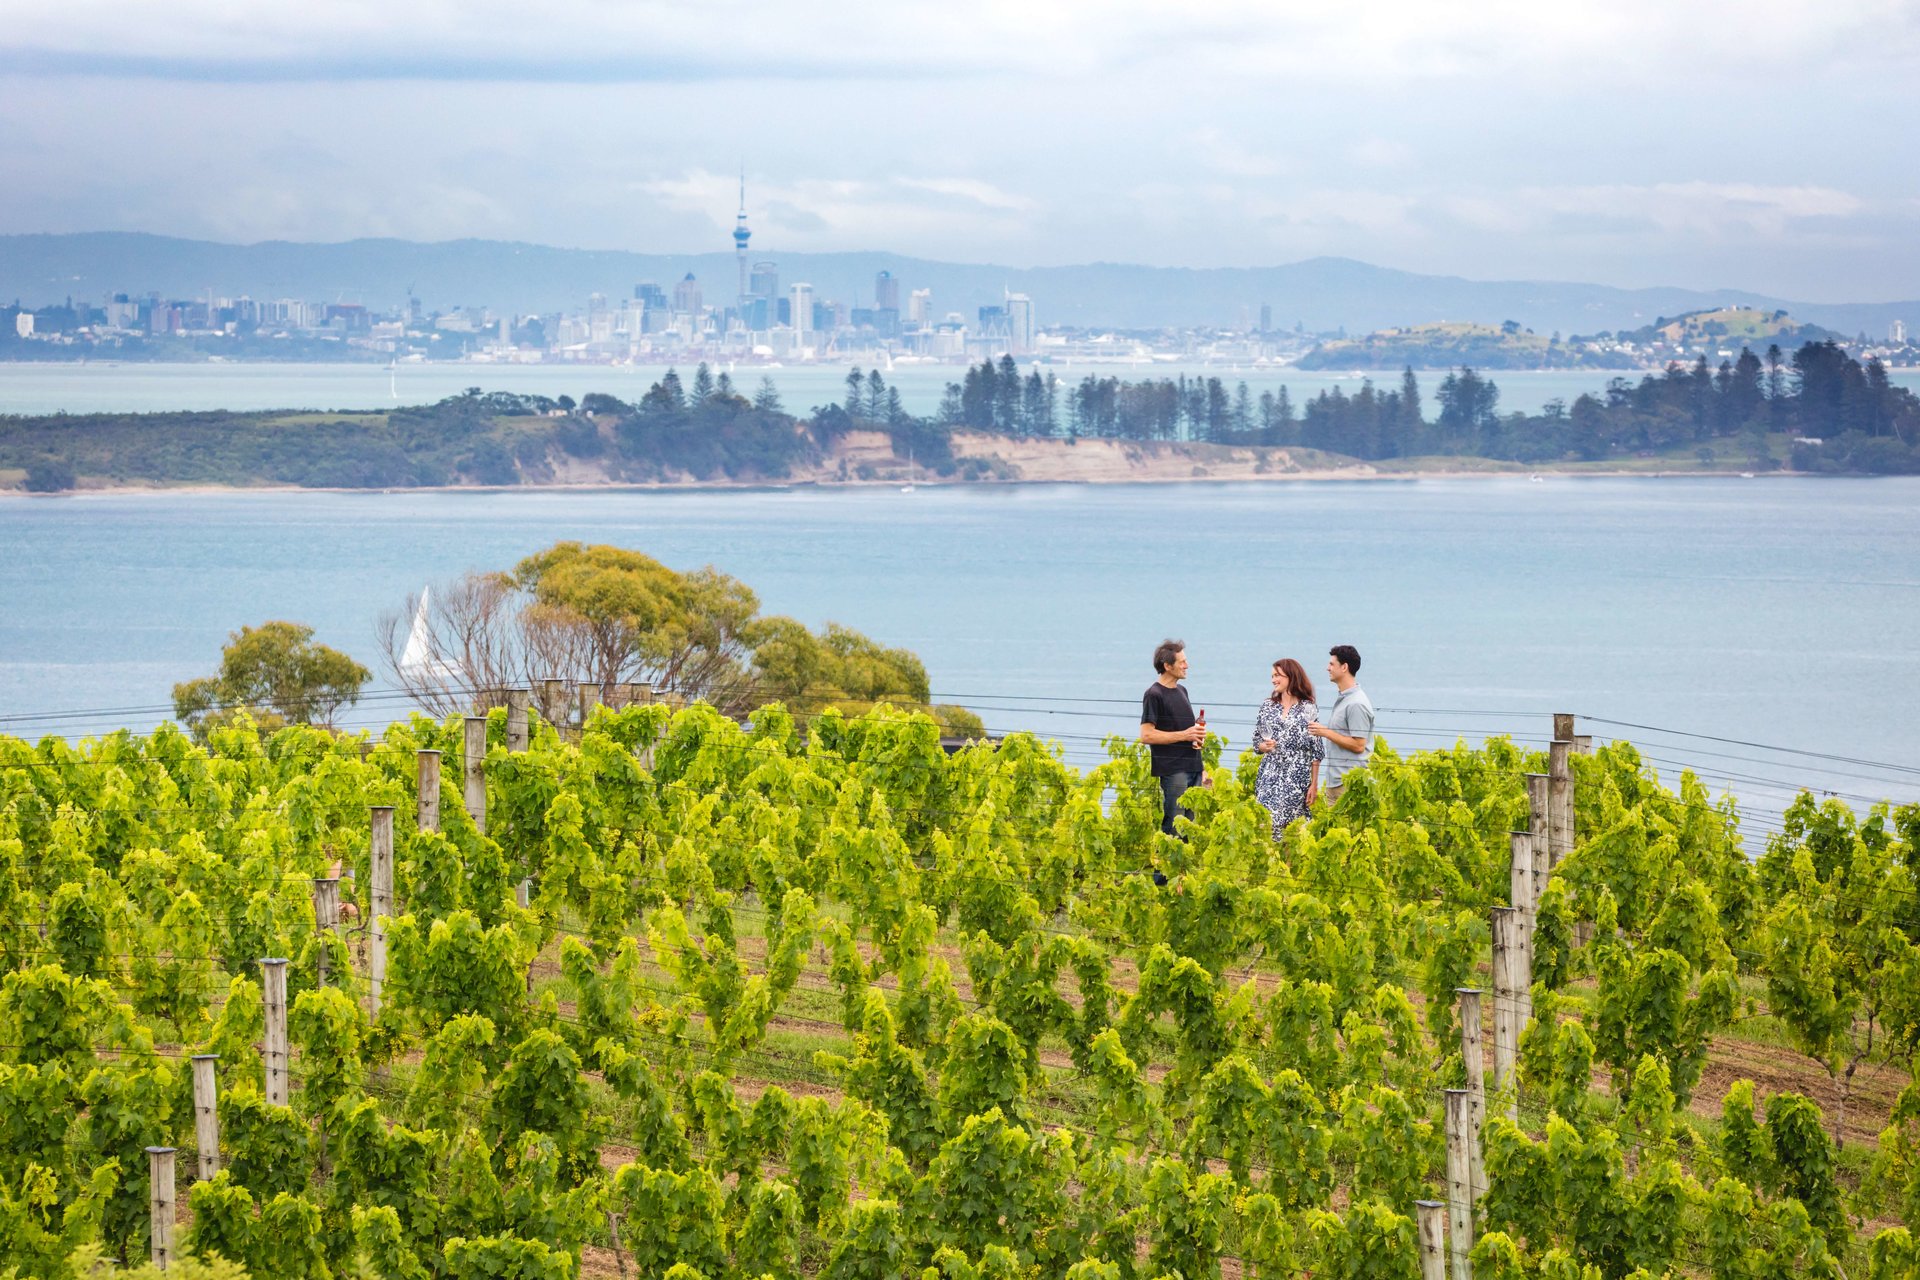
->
[943, 432, 1372, 483]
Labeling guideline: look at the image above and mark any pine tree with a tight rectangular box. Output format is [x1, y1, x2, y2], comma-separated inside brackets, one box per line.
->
[658, 369, 686, 412]
[692, 362, 715, 406]
[995, 355, 1020, 432]
[846, 368, 867, 420]
[753, 377, 784, 414]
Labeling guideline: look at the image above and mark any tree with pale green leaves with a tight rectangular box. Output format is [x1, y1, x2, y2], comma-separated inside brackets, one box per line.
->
[172, 621, 369, 740]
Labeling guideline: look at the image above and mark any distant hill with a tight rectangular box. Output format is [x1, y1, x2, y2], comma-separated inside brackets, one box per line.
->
[1609, 306, 1841, 348]
[2, 232, 1917, 336]
[1295, 321, 1620, 370]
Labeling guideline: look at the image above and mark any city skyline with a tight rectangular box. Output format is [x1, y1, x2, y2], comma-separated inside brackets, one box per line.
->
[1, 2, 1917, 301]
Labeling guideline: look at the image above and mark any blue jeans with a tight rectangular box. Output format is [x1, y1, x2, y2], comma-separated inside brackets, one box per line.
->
[1159, 769, 1200, 840]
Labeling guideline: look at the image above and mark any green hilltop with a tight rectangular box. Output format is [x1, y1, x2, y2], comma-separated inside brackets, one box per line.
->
[1611, 305, 1840, 347]
[1294, 320, 1613, 370]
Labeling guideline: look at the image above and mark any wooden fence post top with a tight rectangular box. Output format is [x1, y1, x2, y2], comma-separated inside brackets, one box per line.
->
[145, 1144, 177, 1155]
[191, 1052, 218, 1062]
[370, 804, 395, 813]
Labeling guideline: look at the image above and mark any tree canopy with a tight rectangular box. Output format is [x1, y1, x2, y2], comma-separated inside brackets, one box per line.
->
[383, 541, 980, 736]
[171, 620, 370, 739]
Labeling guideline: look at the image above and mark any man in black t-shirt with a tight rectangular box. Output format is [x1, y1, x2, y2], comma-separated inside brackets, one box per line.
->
[1138, 638, 1207, 839]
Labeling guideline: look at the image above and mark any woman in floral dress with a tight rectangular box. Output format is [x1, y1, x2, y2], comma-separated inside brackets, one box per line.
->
[1254, 657, 1324, 838]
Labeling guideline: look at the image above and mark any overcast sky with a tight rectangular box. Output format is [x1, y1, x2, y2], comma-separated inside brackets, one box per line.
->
[4, 0, 1917, 300]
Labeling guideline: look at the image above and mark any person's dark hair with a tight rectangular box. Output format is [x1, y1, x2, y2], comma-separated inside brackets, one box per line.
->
[1152, 639, 1186, 674]
[1329, 644, 1362, 677]
[1270, 657, 1315, 705]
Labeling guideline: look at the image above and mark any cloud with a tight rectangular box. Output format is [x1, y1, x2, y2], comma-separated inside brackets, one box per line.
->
[1190, 128, 1285, 179]
[896, 179, 1036, 213]
[1, 4, 1917, 300]
[1441, 182, 1872, 242]
[637, 169, 1042, 252]
[6, 0, 1912, 84]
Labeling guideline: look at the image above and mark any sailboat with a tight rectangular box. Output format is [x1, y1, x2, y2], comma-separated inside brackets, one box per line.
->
[900, 446, 915, 493]
[388, 361, 399, 400]
[399, 587, 462, 685]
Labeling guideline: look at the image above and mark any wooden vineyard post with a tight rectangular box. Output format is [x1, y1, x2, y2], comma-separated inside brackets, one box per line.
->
[1493, 906, 1534, 1122]
[1572, 734, 1593, 756]
[1547, 740, 1573, 870]
[261, 958, 289, 1107]
[506, 687, 530, 752]
[369, 806, 393, 1015]
[1525, 773, 1551, 912]
[1456, 988, 1485, 1205]
[542, 678, 569, 737]
[191, 1054, 220, 1179]
[146, 1146, 177, 1268]
[636, 682, 657, 770]
[463, 714, 488, 833]
[1490, 907, 1518, 1120]
[1444, 1089, 1475, 1280]
[1552, 712, 1575, 742]
[1415, 1200, 1447, 1280]
[1508, 831, 1535, 976]
[311, 878, 340, 987]
[577, 681, 601, 731]
[416, 748, 441, 834]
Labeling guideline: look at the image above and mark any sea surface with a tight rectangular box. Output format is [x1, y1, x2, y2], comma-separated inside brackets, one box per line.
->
[4, 478, 1917, 837]
[10, 360, 1920, 419]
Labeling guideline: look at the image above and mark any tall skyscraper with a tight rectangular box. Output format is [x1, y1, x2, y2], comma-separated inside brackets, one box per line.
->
[1006, 294, 1036, 355]
[1260, 304, 1272, 333]
[791, 283, 813, 341]
[874, 270, 899, 312]
[908, 289, 932, 326]
[733, 170, 752, 304]
[673, 273, 702, 316]
[1894, 318, 1909, 344]
[751, 262, 780, 300]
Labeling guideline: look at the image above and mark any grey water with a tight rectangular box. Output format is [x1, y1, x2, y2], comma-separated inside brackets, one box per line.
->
[4, 477, 1917, 837]
[8, 360, 1920, 419]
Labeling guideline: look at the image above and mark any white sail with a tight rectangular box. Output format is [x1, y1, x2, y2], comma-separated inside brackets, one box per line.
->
[399, 587, 462, 682]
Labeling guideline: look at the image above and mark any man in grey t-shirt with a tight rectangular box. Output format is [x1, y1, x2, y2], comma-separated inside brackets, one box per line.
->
[1308, 644, 1373, 801]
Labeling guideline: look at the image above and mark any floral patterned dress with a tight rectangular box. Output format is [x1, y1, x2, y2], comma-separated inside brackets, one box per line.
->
[1253, 699, 1324, 838]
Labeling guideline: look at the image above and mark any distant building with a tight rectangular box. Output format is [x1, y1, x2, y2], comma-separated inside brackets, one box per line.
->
[874, 270, 900, 312]
[1007, 293, 1035, 355]
[14, 313, 32, 338]
[104, 294, 140, 330]
[750, 262, 780, 301]
[791, 283, 813, 343]
[1894, 319, 1909, 345]
[908, 288, 932, 327]
[1260, 304, 1272, 333]
[673, 273, 702, 317]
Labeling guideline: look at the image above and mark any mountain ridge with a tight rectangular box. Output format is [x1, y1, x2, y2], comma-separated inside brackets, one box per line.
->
[2, 231, 1914, 336]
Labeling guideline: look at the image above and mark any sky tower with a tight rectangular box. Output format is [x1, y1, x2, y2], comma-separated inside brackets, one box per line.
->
[733, 169, 751, 305]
